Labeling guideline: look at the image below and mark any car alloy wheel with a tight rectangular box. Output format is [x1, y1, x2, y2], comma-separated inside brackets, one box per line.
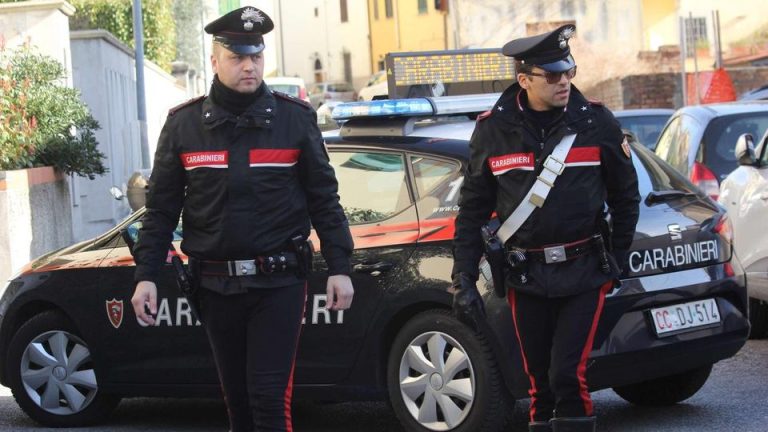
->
[397, 330, 475, 430]
[19, 329, 98, 415]
[387, 310, 509, 432]
[7, 311, 120, 427]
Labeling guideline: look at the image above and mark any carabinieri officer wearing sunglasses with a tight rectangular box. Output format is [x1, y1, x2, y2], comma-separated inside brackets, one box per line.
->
[130, 6, 353, 432]
[451, 25, 640, 432]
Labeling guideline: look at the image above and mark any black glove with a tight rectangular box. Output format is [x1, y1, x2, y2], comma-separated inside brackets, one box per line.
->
[452, 273, 486, 332]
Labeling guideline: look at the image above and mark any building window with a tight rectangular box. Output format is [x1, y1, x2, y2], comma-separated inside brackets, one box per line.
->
[385, 0, 393, 18]
[418, 0, 427, 14]
[373, 0, 379, 20]
[685, 17, 708, 57]
[314, 7, 319, 17]
[340, 0, 348, 22]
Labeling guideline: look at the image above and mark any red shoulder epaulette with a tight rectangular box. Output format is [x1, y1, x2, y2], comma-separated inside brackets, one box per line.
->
[168, 95, 206, 116]
[587, 98, 604, 107]
[273, 91, 312, 109]
[477, 109, 492, 122]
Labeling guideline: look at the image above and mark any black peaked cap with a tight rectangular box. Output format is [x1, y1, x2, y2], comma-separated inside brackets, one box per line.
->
[205, 7, 274, 55]
[502, 24, 577, 72]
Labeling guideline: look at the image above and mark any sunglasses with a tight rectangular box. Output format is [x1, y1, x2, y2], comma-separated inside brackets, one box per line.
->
[526, 66, 577, 84]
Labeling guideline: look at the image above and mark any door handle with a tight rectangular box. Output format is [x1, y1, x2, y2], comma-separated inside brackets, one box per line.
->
[353, 261, 394, 274]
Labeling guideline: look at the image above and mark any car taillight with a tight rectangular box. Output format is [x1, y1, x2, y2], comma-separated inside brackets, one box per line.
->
[324, 93, 331, 100]
[690, 162, 719, 201]
[299, 88, 307, 100]
[713, 213, 732, 245]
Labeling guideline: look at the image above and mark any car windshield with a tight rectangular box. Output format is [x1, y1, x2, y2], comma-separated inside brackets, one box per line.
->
[703, 113, 768, 180]
[268, 84, 300, 98]
[616, 114, 671, 150]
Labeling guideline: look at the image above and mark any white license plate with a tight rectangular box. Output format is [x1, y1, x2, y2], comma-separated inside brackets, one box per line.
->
[650, 298, 720, 337]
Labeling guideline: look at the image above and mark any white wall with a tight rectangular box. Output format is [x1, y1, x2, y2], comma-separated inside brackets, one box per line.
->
[70, 30, 186, 241]
[0, 0, 75, 86]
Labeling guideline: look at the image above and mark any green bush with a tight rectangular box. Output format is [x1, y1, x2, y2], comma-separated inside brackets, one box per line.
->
[0, 46, 107, 179]
[69, 0, 176, 71]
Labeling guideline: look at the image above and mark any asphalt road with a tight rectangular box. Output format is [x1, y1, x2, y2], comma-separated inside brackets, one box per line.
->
[1, 339, 766, 431]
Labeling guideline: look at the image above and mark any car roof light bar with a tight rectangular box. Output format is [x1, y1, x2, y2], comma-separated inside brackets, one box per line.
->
[331, 93, 501, 121]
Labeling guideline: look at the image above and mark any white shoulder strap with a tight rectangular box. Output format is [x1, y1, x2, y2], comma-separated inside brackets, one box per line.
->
[495, 133, 577, 244]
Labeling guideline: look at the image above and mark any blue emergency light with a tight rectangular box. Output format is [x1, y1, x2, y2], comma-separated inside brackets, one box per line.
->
[331, 93, 502, 121]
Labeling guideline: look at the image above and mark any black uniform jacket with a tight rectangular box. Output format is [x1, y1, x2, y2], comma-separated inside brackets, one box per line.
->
[452, 84, 640, 297]
[133, 86, 353, 285]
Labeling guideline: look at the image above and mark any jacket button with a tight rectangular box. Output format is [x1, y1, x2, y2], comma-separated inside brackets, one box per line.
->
[265, 119, 271, 124]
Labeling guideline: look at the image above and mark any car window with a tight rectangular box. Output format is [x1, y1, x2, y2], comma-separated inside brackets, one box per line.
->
[632, 144, 699, 196]
[703, 113, 768, 179]
[760, 136, 768, 165]
[329, 151, 410, 224]
[655, 114, 698, 176]
[616, 115, 670, 150]
[268, 84, 300, 98]
[328, 83, 352, 92]
[410, 155, 459, 198]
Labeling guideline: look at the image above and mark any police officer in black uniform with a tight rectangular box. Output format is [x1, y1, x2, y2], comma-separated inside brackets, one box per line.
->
[451, 25, 639, 432]
[130, 7, 354, 432]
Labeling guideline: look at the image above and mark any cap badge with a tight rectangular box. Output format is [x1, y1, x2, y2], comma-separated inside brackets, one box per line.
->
[558, 27, 575, 49]
[241, 7, 265, 31]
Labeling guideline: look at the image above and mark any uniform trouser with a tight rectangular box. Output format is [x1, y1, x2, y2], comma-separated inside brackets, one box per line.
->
[507, 281, 612, 422]
[199, 282, 307, 432]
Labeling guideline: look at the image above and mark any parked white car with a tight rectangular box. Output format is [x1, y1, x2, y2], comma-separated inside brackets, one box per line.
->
[719, 131, 768, 337]
[308, 81, 355, 109]
[357, 70, 388, 101]
[264, 76, 310, 104]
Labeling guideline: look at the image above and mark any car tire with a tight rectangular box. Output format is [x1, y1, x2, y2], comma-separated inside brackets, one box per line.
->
[387, 309, 510, 432]
[5, 311, 121, 427]
[612, 364, 712, 406]
[748, 298, 768, 339]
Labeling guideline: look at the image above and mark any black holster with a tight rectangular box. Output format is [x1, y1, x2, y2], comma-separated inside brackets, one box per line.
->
[290, 234, 314, 277]
[481, 224, 507, 298]
[172, 254, 201, 322]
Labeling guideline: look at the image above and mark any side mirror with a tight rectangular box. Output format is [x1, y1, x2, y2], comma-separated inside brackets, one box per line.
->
[110, 186, 124, 201]
[120, 220, 142, 255]
[734, 133, 757, 166]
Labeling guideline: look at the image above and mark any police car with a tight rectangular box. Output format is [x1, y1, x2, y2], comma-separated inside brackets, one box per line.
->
[0, 95, 749, 431]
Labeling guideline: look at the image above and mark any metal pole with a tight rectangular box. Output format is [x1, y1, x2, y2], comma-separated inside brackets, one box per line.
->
[278, 0, 286, 75]
[713, 9, 723, 69]
[132, 0, 150, 168]
[200, 0, 208, 91]
[689, 12, 701, 105]
[679, 16, 687, 106]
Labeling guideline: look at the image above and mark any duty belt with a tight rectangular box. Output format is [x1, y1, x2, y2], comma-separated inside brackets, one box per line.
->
[519, 235, 600, 264]
[197, 253, 299, 277]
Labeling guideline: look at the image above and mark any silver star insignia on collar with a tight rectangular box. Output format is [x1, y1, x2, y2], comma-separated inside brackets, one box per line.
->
[497, 106, 504, 111]
[204, 112, 211, 118]
[581, 106, 587, 111]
